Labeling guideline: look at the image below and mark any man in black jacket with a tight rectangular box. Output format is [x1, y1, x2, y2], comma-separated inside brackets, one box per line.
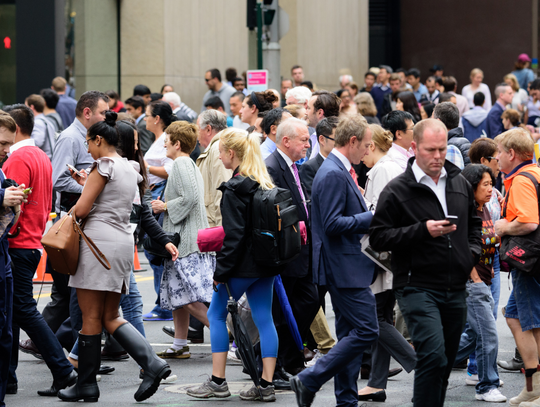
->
[433, 102, 471, 166]
[265, 118, 319, 376]
[369, 119, 482, 407]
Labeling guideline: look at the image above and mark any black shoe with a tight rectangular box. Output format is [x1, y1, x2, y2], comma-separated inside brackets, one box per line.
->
[358, 390, 387, 402]
[37, 370, 78, 397]
[100, 349, 129, 361]
[113, 322, 171, 402]
[162, 325, 174, 338]
[98, 365, 115, 375]
[388, 367, 403, 378]
[6, 383, 17, 395]
[19, 339, 43, 360]
[58, 334, 101, 402]
[453, 358, 468, 369]
[273, 378, 292, 390]
[274, 366, 293, 382]
[290, 376, 315, 407]
[162, 325, 204, 344]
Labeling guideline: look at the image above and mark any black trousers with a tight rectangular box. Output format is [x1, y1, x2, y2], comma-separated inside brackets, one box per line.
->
[395, 287, 467, 407]
[273, 274, 319, 370]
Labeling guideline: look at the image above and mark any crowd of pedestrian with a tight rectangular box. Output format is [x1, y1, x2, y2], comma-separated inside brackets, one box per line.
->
[0, 53, 540, 407]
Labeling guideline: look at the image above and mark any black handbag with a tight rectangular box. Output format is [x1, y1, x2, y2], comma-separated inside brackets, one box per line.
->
[499, 172, 540, 276]
[143, 232, 180, 261]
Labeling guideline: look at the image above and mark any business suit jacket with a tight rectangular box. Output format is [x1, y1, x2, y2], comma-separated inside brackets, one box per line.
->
[485, 102, 505, 139]
[299, 153, 324, 198]
[265, 149, 310, 278]
[311, 152, 375, 288]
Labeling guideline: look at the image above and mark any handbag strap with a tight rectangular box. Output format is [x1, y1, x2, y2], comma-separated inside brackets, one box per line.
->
[72, 212, 112, 270]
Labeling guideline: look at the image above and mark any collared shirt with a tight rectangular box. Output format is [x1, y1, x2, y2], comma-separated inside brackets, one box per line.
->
[136, 113, 145, 125]
[319, 152, 327, 160]
[426, 90, 440, 104]
[277, 148, 307, 204]
[412, 160, 448, 216]
[445, 145, 464, 170]
[201, 83, 237, 116]
[386, 143, 414, 172]
[331, 148, 352, 172]
[308, 131, 320, 160]
[9, 138, 35, 154]
[260, 137, 277, 160]
[412, 83, 428, 102]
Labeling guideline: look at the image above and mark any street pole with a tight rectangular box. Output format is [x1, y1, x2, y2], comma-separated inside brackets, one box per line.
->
[256, 2, 263, 70]
[262, 0, 281, 90]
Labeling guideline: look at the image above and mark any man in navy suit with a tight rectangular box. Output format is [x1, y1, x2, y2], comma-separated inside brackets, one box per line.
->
[290, 115, 378, 407]
[486, 83, 514, 138]
[265, 118, 319, 376]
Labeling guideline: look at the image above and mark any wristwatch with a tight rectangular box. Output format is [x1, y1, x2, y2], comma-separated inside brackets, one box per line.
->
[164, 202, 167, 211]
[147, 165, 151, 174]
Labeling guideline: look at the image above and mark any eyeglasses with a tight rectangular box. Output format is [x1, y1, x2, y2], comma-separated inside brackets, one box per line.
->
[205, 78, 211, 82]
[487, 156, 499, 161]
[84, 140, 89, 148]
[322, 134, 335, 141]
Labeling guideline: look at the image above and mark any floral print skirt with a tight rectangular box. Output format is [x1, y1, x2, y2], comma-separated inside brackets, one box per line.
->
[160, 252, 215, 310]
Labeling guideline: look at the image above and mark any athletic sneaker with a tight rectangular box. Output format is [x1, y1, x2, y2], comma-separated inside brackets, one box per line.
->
[475, 388, 507, 402]
[239, 384, 276, 402]
[466, 373, 479, 386]
[227, 348, 242, 364]
[306, 350, 324, 368]
[156, 346, 190, 359]
[186, 377, 231, 399]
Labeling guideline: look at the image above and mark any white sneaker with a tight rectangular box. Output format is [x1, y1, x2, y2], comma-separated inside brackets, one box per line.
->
[306, 349, 324, 368]
[227, 348, 242, 364]
[475, 388, 507, 402]
[466, 374, 479, 386]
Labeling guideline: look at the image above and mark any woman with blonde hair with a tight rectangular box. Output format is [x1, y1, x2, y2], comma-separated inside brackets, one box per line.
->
[504, 73, 529, 112]
[462, 68, 492, 111]
[355, 92, 380, 124]
[284, 103, 306, 119]
[151, 121, 214, 360]
[358, 124, 416, 403]
[187, 129, 279, 402]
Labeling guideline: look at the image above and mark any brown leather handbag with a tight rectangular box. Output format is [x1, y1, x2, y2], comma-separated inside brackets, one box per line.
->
[41, 209, 111, 275]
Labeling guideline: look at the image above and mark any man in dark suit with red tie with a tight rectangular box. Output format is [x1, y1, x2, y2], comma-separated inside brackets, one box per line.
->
[290, 115, 379, 407]
[265, 117, 320, 376]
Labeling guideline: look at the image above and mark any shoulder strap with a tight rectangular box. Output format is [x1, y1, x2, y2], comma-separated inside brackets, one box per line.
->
[72, 212, 112, 270]
[503, 171, 540, 219]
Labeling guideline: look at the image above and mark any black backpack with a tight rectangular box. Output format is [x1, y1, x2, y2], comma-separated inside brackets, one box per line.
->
[250, 187, 302, 268]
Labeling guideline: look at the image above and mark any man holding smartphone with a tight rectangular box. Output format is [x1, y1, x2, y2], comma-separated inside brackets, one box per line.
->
[370, 119, 482, 407]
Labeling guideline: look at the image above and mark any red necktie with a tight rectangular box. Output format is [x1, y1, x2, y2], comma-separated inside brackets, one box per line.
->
[349, 167, 360, 189]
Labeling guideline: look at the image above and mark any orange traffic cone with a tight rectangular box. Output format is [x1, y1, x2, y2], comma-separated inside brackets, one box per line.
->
[33, 251, 54, 283]
[134, 247, 145, 272]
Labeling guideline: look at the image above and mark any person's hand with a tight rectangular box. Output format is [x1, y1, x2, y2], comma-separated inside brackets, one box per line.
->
[214, 280, 224, 287]
[165, 243, 178, 261]
[497, 192, 504, 205]
[494, 219, 509, 237]
[144, 160, 149, 169]
[151, 200, 166, 214]
[426, 220, 456, 238]
[470, 267, 483, 283]
[70, 168, 88, 186]
[3, 186, 25, 207]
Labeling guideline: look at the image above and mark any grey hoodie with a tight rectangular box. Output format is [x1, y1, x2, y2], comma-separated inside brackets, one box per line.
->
[462, 106, 488, 127]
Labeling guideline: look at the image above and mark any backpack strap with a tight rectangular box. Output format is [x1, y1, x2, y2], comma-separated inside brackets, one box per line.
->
[503, 171, 540, 220]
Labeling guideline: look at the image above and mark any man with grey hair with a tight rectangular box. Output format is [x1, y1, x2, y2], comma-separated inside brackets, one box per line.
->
[339, 75, 353, 89]
[162, 91, 197, 123]
[370, 119, 481, 407]
[285, 86, 313, 109]
[290, 115, 378, 407]
[265, 118, 319, 377]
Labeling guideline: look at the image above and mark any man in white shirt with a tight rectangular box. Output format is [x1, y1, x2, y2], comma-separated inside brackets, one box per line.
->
[382, 111, 415, 172]
[305, 91, 341, 161]
[260, 108, 292, 160]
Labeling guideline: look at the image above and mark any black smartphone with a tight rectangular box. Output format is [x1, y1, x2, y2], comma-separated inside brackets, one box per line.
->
[446, 215, 458, 225]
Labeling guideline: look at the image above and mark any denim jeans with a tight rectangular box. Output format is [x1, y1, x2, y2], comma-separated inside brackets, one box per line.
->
[8, 249, 73, 382]
[504, 269, 540, 331]
[455, 282, 500, 394]
[490, 253, 501, 320]
[70, 270, 145, 359]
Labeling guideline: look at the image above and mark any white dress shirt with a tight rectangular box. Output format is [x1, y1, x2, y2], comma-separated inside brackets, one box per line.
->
[386, 143, 414, 172]
[277, 148, 307, 204]
[331, 148, 351, 172]
[9, 138, 35, 154]
[412, 160, 448, 216]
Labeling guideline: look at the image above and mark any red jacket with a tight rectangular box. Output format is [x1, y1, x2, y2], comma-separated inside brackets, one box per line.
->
[4, 142, 52, 249]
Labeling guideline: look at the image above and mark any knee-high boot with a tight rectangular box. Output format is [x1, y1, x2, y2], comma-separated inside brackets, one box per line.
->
[113, 322, 171, 402]
[57, 333, 100, 402]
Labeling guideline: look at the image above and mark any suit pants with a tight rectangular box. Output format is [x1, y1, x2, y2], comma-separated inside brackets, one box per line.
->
[298, 284, 378, 407]
[273, 274, 319, 370]
[395, 287, 467, 407]
[0, 271, 12, 407]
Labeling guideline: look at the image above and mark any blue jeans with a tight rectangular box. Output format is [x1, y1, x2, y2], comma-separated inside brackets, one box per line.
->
[455, 282, 500, 394]
[8, 249, 73, 382]
[70, 270, 145, 359]
[491, 253, 501, 320]
[207, 277, 277, 358]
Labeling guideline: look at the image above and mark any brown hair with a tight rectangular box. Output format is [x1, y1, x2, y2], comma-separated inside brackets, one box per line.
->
[0, 111, 17, 133]
[468, 138, 497, 164]
[355, 92, 378, 117]
[51, 76, 67, 92]
[312, 90, 341, 118]
[501, 108, 525, 128]
[25, 94, 45, 113]
[494, 128, 535, 161]
[334, 115, 369, 147]
[246, 90, 277, 117]
[166, 121, 198, 154]
[283, 104, 305, 118]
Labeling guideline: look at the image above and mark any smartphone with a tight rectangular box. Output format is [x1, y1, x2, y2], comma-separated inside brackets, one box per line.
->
[67, 164, 83, 177]
[446, 215, 458, 225]
[22, 187, 32, 194]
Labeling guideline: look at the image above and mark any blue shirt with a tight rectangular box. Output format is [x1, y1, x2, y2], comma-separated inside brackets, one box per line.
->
[260, 137, 276, 160]
[56, 94, 77, 130]
[413, 83, 428, 102]
[445, 145, 464, 170]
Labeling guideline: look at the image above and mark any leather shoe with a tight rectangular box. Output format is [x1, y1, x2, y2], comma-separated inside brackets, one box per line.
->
[37, 370, 78, 396]
[98, 365, 115, 375]
[275, 366, 293, 381]
[358, 389, 386, 402]
[161, 325, 204, 343]
[303, 347, 315, 362]
[290, 376, 315, 407]
[6, 383, 17, 395]
[388, 367, 403, 378]
[101, 349, 129, 361]
[286, 366, 305, 376]
[19, 339, 43, 360]
[273, 378, 292, 390]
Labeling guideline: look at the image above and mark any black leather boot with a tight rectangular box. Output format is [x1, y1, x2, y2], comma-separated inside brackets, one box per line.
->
[113, 322, 171, 402]
[57, 334, 100, 402]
